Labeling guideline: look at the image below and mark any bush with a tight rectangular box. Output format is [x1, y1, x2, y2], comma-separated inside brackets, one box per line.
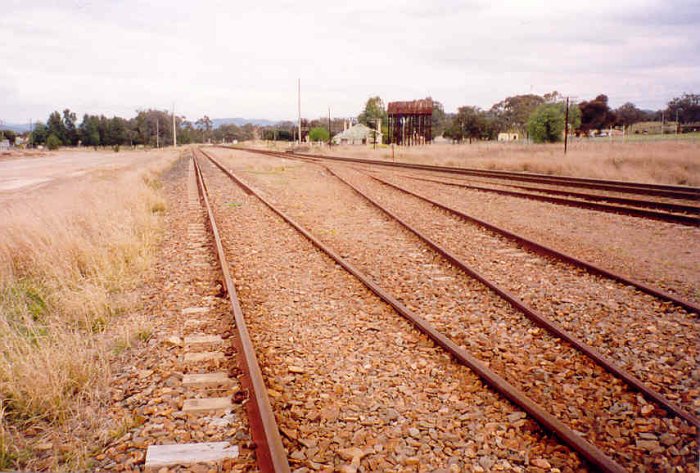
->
[46, 134, 61, 150]
[527, 103, 565, 143]
[309, 127, 330, 142]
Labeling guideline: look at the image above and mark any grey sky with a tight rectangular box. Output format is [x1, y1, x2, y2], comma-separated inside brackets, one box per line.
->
[1, 0, 699, 124]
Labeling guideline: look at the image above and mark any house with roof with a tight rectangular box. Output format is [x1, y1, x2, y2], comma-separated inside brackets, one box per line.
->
[332, 122, 382, 145]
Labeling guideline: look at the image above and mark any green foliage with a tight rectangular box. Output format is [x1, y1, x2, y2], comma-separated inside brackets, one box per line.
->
[63, 109, 78, 145]
[666, 93, 700, 124]
[614, 102, 647, 127]
[358, 96, 388, 131]
[490, 94, 545, 133]
[0, 130, 17, 144]
[445, 106, 496, 142]
[308, 127, 329, 142]
[30, 122, 47, 146]
[46, 134, 62, 150]
[431, 100, 447, 139]
[527, 103, 565, 143]
[47, 111, 67, 145]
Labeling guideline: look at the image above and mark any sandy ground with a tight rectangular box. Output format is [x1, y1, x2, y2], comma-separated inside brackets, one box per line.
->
[0, 148, 176, 201]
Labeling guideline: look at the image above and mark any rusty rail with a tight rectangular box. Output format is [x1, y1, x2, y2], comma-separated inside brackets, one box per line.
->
[322, 166, 698, 428]
[198, 147, 627, 473]
[192, 151, 291, 473]
[224, 145, 700, 201]
[391, 174, 699, 226]
[367, 172, 700, 316]
[447, 176, 700, 214]
[228, 146, 700, 315]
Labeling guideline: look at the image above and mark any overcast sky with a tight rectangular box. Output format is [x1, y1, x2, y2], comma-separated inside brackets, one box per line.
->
[1, 0, 699, 124]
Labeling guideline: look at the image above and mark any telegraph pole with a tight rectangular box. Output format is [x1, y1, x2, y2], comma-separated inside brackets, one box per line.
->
[328, 107, 332, 147]
[172, 103, 177, 147]
[297, 78, 302, 145]
[156, 120, 159, 148]
[564, 96, 569, 155]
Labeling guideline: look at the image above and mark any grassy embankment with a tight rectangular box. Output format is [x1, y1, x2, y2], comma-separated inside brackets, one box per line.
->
[0, 151, 176, 470]
[260, 137, 700, 186]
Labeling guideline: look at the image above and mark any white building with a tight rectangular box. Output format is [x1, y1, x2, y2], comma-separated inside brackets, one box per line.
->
[497, 132, 519, 142]
[332, 123, 382, 145]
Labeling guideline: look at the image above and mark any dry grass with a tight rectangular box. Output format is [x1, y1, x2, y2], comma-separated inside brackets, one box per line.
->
[0, 150, 177, 470]
[258, 139, 700, 186]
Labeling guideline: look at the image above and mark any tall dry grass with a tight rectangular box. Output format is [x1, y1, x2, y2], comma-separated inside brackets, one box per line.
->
[259, 139, 700, 186]
[0, 152, 176, 469]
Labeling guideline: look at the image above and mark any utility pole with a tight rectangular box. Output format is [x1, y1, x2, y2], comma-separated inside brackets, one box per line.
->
[172, 103, 177, 147]
[676, 109, 679, 134]
[156, 120, 159, 148]
[564, 96, 569, 155]
[328, 107, 332, 147]
[297, 78, 302, 145]
[661, 111, 665, 134]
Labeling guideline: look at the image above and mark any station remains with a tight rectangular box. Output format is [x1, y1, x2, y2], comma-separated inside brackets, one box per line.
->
[387, 99, 433, 145]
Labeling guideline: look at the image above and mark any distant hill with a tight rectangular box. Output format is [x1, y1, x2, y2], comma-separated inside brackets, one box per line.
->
[0, 122, 31, 133]
[211, 118, 279, 128]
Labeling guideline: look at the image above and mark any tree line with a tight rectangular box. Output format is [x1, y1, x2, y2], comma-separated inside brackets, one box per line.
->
[17, 93, 698, 150]
[26, 110, 257, 150]
[355, 92, 699, 143]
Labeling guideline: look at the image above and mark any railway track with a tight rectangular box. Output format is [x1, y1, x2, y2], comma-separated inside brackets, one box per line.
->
[229, 146, 699, 312]
[193, 151, 597, 471]
[270, 148, 700, 201]
[402, 173, 700, 214]
[198, 147, 698, 471]
[391, 173, 700, 226]
[226, 147, 699, 226]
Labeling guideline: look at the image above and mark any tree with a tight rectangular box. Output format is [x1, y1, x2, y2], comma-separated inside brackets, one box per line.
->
[308, 127, 329, 142]
[452, 106, 491, 143]
[46, 134, 62, 150]
[527, 103, 566, 143]
[30, 122, 48, 146]
[63, 109, 78, 145]
[543, 90, 564, 103]
[195, 115, 213, 142]
[0, 129, 17, 144]
[431, 100, 447, 139]
[79, 114, 101, 147]
[614, 102, 646, 127]
[358, 96, 387, 131]
[490, 94, 545, 134]
[578, 94, 615, 134]
[47, 111, 67, 145]
[666, 93, 700, 124]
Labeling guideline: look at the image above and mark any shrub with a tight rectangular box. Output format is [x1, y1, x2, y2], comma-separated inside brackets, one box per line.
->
[309, 127, 330, 142]
[46, 134, 62, 150]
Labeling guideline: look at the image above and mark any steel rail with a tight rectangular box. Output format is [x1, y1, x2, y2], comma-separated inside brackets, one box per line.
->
[192, 151, 291, 473]
[389, 174, 700, 226]
[364, 172, 700, 316]
[398, 172, 700, 215]
[321, 165, 699, 428]
[220, 147, 700, 314]
[225, 146, 700, 200]
[198, 147, 626, 473]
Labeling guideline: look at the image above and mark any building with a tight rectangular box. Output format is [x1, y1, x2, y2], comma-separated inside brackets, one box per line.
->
[332, 123, 381, 145]
[497, 132, 519, 141]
